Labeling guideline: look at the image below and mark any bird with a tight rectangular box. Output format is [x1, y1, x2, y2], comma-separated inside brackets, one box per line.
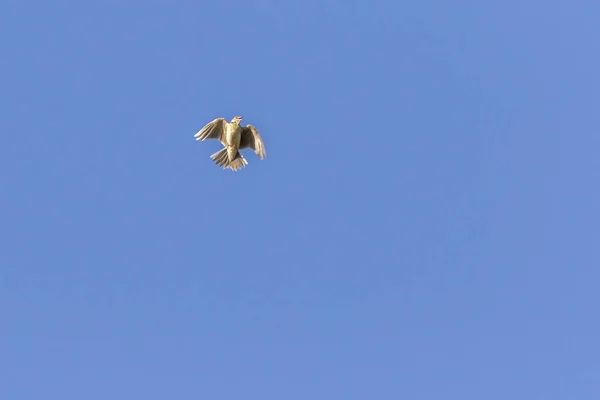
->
[194, 116, 267, 171]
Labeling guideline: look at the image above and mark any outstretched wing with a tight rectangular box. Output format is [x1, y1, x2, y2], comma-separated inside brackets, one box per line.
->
[194, 118, 227, 143]
[239, 125, 267, 159]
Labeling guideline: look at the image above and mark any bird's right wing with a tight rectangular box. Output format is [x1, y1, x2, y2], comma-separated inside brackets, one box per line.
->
[194, 118, 227, 142]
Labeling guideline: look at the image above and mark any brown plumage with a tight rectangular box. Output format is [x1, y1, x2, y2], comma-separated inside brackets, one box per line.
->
[194, 116, 267, 171]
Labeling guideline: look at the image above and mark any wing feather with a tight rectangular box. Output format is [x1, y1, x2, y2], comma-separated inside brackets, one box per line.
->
[194, 118, 227, 142]
[239, 125, 267, 159]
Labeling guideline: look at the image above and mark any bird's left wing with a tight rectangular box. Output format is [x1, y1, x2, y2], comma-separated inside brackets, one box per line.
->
[194, 118, 227, 143]
[240, 125, 267, 159]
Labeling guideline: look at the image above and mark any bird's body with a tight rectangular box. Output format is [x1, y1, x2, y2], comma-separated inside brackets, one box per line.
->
[194, 116, 266, 171]
[225, 119, 242, 159]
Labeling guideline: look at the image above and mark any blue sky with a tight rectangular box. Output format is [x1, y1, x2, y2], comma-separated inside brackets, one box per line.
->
[1, 1, 599, 398]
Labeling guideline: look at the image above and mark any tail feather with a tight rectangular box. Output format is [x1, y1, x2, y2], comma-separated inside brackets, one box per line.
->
[229, 153, 248, 171]
[211, 148, 229, 167]
[210, 147, 248, 171]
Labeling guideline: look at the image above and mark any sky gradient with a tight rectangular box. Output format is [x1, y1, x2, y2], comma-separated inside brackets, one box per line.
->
[1, 1, 599, 399]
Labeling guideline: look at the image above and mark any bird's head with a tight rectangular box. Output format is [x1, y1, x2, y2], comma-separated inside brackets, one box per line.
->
[232, 116, 243, 123]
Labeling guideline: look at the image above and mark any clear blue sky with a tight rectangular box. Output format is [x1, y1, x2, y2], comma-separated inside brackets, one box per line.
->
[1, 1, 599, 398]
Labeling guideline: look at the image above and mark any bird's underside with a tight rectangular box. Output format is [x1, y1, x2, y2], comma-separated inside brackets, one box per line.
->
[194, 116, 267, 171]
